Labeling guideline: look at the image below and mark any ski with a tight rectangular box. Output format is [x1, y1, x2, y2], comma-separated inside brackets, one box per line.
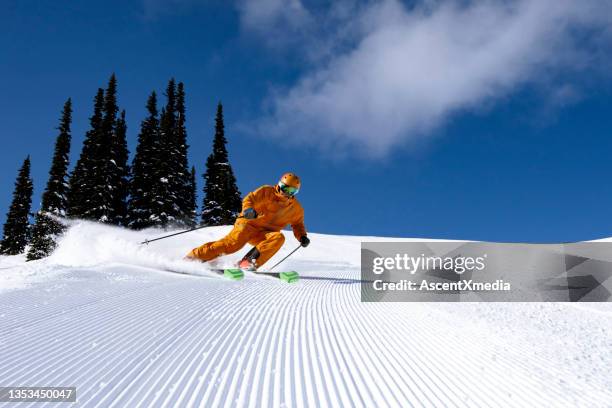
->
[208, 269, 298, 282]
[210, 268, 244, 281]
[255, 271, 300, 283]
[161, 267, 244, 281]
[209, 269, 299, 283]
[162, 267, 297, 283]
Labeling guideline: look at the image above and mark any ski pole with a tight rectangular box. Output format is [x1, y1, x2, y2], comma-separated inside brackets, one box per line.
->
[139, 225, 209, 245]
[269, 244, 302, 271]
[139, 214, 252, 245]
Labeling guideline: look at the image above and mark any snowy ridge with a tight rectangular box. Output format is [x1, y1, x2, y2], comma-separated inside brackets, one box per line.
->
[0, 221, 611, 407]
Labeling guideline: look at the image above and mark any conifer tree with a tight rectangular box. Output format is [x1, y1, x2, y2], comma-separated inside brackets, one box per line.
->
[173, 82, 194, 227]
[67, 74, 128, 225]
[108, 109, 130, 225]
[91, 73, 119, 223]
[201, 103, 242, 226]
[27, 99, 72, 260]
[155, 79, 178, 227]
[133, 79, 194, 229]
[186, 166, 197, 227]
[0, 157, 34, 255]
[128, 92, 160, 229]
[67, 88, 105, 219]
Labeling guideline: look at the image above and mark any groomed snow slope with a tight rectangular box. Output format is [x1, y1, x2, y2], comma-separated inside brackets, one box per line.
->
[1, 221, 611, 407]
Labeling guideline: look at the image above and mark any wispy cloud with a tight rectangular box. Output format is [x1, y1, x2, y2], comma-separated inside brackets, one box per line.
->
[239, 0, 612, 157]
[236, 0, 311, 43]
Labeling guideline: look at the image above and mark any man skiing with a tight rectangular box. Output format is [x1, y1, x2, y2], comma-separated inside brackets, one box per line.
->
[186, 172, 310, 271]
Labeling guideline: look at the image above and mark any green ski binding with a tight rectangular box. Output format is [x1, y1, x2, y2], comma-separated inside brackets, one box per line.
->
[223, 268, 244, 281]
[279, 271, 300, 283]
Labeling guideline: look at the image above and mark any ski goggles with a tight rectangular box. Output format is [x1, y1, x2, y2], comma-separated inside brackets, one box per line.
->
[278, 182, 299, 197]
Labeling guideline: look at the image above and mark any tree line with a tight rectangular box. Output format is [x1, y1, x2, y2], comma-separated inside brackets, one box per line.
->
[0, 74, 242, 259]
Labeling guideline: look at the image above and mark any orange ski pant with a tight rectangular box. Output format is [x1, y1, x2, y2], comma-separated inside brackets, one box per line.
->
[187, 223, 285, 267]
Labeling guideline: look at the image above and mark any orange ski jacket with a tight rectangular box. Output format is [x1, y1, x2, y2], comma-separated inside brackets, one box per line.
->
[238, 185, 306, 240]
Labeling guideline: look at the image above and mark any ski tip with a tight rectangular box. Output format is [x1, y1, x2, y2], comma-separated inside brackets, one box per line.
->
[223, 268, 244, 281]
[279, 271, 299, 284]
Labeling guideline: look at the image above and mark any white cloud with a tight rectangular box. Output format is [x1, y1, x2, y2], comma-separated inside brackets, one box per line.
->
[237, 0, 310, 29]
[240, 0, 612, 157]
[236, 0, 313, 48]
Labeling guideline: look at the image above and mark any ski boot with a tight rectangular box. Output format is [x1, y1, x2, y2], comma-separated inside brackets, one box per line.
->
[238, 247, 260, 272]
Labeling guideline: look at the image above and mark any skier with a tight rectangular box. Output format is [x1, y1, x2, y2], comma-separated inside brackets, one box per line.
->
[186, 172, 310, 271]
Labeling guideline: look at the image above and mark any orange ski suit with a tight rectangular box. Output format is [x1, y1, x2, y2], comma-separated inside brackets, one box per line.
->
[187, 185, 306, 267]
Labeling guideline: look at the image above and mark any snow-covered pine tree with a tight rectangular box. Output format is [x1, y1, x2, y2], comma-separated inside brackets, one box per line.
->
[0, 157, 34, 255]
[67, 75, 128, 225]
[201, 103, 241, 226]
[128, 92, 161, 229]
[66, 88, 105, 219]
[155, 79, 178, 227]
[27, 99, 72, 260]
[108, 109, 130, 225]
[186, 166, 198, 228]
[173, 82, 195, 228]
[92, 73, 121, 224]
[132, 79, 194, 230]
[84, 76, 117, 223]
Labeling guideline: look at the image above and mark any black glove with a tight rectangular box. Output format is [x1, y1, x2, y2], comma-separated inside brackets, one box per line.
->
[243, 208, 257, 219]
[300, 235, 310, 247]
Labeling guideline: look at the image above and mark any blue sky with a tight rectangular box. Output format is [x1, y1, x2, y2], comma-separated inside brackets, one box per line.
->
[2, 0, 612, 242]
